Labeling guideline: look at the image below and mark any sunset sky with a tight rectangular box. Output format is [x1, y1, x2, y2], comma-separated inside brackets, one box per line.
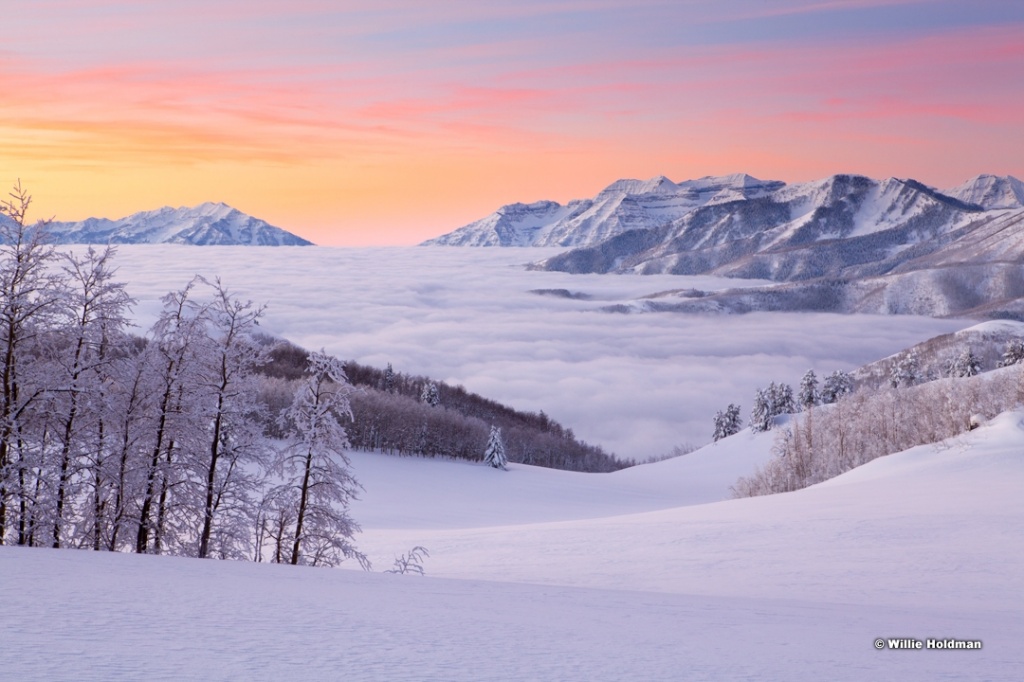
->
[3, 0, 1022, 245]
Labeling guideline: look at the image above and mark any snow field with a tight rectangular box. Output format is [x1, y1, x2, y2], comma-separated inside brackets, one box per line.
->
[3, 413, 1021, 680]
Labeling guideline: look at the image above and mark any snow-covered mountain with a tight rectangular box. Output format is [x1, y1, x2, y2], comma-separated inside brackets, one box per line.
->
[944, 174, 1024, 210]
[27, 202, 313, 246]
[424, 174, 1024, 284]
[422, 173, 784, 247]
[541, 174, 1018, 275]
[423, 172, 1024, 319]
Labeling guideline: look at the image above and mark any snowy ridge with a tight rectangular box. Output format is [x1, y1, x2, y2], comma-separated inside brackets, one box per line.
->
[39, 202, 313, 246]
[523, 174, 1024, 319]
[427, 173, 1024, 316]
[422, 173, 785, 247]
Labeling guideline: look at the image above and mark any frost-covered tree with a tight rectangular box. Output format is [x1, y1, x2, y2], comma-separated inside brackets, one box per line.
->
[889, 351, 920, 388]
[750, 382, 795, 432]
[998, 339, 1024, 368]
[135, 280, 211, 555]
[482, 425, 507, 469]
[798, 370, 819, 409]
[382, 363, 395, 392]
[947, 347, 981, 379]
[821, 370, 853, 404]
[769, 382, 795, 416]
[194, 279, 272, 560]
[750, 389, 772, 433]
[0, 182, 65, 546]
[277, 350, 367, 568]
[420, 381, 440, 407]
[712, 403, 742, 442]
[48, 247, 133, 549]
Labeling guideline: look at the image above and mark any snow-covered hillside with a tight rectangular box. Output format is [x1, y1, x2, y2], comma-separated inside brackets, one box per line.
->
[3, 412, 1021, 680]
[31, 202, 314, 245]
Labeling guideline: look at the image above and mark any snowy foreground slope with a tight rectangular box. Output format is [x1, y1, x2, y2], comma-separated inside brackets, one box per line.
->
[4, 415, 1022, 680]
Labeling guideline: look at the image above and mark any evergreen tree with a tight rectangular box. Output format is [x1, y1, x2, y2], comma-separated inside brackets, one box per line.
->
[998, 339, 1024, 367]
[821, 370, 854, 403]
[750, 388, 772, 433]
[383, 363, 395, 392]
[770, 381, 796, 416]
[750, 382, 795, 433]
[948, 347, 981, 378]
[889, 351, 920, 388]
[798, 370, 819, 409]
[420, 381, 440, 407]
[713, 403, 742, 442]
[482, 425, 507, 469]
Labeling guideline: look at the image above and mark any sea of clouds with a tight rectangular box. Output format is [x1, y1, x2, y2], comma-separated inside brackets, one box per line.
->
[105, 245, 966, 460]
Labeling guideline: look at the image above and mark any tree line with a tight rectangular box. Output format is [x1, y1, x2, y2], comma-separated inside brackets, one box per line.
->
[260, 343, 628, 472]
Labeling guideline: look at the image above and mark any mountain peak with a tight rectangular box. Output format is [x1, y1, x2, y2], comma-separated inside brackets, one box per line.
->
[945, 175, 1024, 210]
[40, 204, 314, 246]
[599, 176, 679, 196]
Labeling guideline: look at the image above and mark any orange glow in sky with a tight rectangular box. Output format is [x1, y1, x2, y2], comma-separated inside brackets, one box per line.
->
[3, 1, 1022, 245]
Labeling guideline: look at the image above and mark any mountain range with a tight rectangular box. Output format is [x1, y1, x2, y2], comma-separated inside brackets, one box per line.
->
[424, 173, 1024, 319]
[0, 202, 313, 246]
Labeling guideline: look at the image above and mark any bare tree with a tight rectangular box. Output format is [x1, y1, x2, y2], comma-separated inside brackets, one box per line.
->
[195, 278, 271, 559]
[0, 181, 65, 545]
[277, 350, 367, 568]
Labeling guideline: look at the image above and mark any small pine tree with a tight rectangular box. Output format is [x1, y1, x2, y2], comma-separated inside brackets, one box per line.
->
[769, 381, 795, 416]
[383, 363, 395, 392]
[890, 351, 920, 388]
[750, 389, 772, 433]
[799, 370, 819, 409]
[482, 425, 507, 469]
[420, 381, 440, 407]
[713, 403, 743, 442]
[821, 370, 853, 403]
[998, 339, 1024, 367]
[948, 347, 981, 378]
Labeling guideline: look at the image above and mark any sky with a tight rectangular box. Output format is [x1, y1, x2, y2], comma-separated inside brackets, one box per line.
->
[3, 0, 1023, 245]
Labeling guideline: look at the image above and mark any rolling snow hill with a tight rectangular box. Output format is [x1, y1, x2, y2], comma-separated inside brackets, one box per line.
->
[1, 202, 314, 246]
[3, 411, 1022, 681]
